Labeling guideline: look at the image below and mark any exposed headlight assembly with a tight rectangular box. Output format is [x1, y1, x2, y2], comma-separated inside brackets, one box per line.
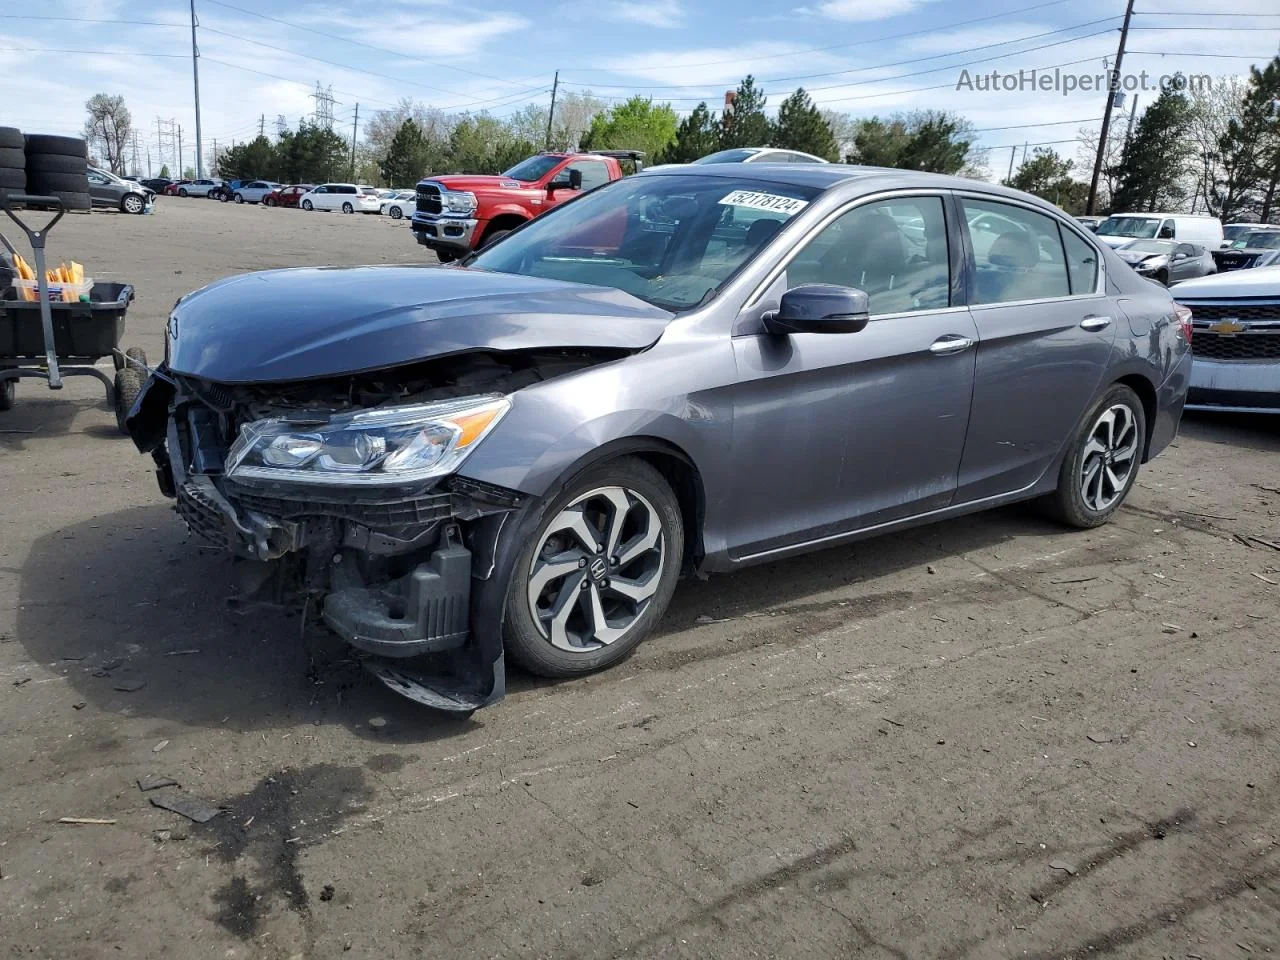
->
[443, 190, 477, 214]
[226, 395, 509, 486]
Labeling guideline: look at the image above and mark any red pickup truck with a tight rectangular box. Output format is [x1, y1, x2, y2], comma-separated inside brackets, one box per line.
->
[409, 150, 643, 261]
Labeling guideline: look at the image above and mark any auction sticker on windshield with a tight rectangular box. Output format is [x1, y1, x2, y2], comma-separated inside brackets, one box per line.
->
[718, 190, 809, 215]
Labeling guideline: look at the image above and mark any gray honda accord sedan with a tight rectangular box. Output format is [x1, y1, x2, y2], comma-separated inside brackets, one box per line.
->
[127, 164, 1191, 713]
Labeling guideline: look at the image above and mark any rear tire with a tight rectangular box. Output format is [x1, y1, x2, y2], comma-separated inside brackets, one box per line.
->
[502, 457, 684, 678]
[342, 201, 354, 214]
[264, 197, 276, 207]
[1042, 384, 1146, 529]
[0, 379, 14, 412]
[234, 193, 245, 204]
[113, 366, 143, 434]
[482, 228, 511, 248]
[301, 199, 313, 210]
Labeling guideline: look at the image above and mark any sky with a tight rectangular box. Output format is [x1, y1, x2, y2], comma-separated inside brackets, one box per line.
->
[3, 0, 1279, 180]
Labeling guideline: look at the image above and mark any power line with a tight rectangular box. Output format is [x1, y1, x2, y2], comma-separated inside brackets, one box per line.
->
[3, 15, 185, 26]
[0, 46, 187, 57]
[970, 116, 1103, 133]
[1126, 49, 1280, 58]
[201, 0, 534, 89]
[560, 17, 1122, 91]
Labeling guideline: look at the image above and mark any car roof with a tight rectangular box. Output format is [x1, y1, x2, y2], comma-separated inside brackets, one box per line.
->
[635, 162, 1079, 211]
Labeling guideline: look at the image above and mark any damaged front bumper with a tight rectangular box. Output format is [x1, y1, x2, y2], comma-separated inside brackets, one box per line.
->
[129, 372, 527, 712]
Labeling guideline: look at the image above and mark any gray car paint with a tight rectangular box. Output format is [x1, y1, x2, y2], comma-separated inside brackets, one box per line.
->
[456, 165, 1190, 572]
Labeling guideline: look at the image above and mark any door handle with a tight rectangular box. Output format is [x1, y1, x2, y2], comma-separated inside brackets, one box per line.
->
[929, 335, 975, 356]
[1080, 315, 1112, 331]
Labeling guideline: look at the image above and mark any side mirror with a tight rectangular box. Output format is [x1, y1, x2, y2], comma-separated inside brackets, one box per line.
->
[1158, 227, 1174, 239]
[1173, 251, 1188, 261]
[764, 284, 870, 335]
[548, 169, 583, 191]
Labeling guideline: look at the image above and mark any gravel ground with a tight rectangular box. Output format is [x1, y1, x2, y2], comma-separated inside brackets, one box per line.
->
[2, 199, 1280, 959]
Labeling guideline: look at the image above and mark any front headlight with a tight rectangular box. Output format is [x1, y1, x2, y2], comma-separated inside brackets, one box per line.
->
[225, 395, 509, 486]
[1138, 255, 1168, 271]
[443, 191, 477, 214]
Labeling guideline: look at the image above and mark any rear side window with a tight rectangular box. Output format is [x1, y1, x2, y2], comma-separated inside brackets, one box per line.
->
[1062, 228, 1100, 295]
[962, 198, 1070, 305]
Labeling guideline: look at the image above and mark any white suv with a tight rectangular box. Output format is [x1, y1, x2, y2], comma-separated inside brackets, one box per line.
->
[298, 183, 382, 213]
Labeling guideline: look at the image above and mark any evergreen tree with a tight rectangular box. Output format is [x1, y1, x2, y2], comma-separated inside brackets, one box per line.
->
[720, 76, 770, 149]
[1004, 148, 1088, 213]
[158, 164, 170, 179]
[380, 119, 433, 187]
[1110, 83, 1195, 212]
[771, 88, 839, 161]
[663, 102, 719, 162]
[853, 111, 974, 174]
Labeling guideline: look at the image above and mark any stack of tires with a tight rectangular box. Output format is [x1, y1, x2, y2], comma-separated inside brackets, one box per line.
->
[24, 135, 90, 211]
[0, 126, 24, 197]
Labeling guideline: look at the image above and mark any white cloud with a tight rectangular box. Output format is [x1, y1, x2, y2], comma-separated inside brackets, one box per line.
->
[606, 0, 686, 28]
[802, 0, 939, 23]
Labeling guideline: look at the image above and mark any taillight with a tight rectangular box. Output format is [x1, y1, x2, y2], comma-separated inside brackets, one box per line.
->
[1173, 304, 1193, 342]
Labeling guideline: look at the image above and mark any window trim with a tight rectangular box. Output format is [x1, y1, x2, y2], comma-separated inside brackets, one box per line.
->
[743, 188, 964, 317]
[953, 191, 1107, 308]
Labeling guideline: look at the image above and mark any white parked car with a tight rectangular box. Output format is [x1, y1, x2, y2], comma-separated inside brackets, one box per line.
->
[1172, 265, 1280, 414]
[233, 180, 282, 204]
[380, 190, 416, 219]
[1094, 213, 1223, 250]
[298, 183, 383, 213]
[176, 178, 223, 198]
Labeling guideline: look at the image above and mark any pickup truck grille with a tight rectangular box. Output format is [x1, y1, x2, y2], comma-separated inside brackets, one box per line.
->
[1181, 302, 1280, 323]
[416, 183, 442, 215]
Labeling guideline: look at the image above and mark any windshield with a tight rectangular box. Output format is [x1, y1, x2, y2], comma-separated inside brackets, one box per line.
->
[1239, 232, 1280, 250]
[468, 173, 820, 310]
[1121, 240, 1173, 254]
[1097, 216, 1161, 239]
[693, 149, 759, 165]
[502, 155, 563, 182]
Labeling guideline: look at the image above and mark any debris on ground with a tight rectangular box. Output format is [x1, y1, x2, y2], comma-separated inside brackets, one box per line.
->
[1087, 734, 1113, 744]
[137, 775, 178, 792]
[72, 701, 86, 710]
[148, 791, 222, 823]
[152, 739, 169, 752]
[164, 648, 200, 656]
[112, 679, 146, 692]
[1048, 860, 1078, 875]
[57, 817, 117, 825]
[12, 678, 30, 687]
[320, 883, 336, 902]
[1251, 573, 1278, 586]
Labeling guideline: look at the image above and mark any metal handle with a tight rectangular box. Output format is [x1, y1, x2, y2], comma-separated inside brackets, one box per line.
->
[929, 335, 975, 356]
[1, 193, 66, 249]
[1080, 315, 1112, 331]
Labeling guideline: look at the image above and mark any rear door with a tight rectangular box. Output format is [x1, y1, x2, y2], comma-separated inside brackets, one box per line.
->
[954, 195, 1116, 502]
[727, 191, 977, 558]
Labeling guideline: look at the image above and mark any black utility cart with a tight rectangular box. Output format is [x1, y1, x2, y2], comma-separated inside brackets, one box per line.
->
[0, 193, 146, 432]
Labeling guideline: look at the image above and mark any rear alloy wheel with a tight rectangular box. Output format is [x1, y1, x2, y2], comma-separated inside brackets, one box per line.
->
[301, 199, 313, 210]
[504, 458, 683, 677]
[121, 193, 144, 214]
[178, 188, 188, 197]
[341, 201, 354, 214]
[234, 193, 244, 204]
[1043, 384, 1145, 528]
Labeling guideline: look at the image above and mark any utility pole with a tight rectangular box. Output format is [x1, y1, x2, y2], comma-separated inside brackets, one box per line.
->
[1086, 0, 1135, 215]
[190, 0, 204, 178]
[178, 125, 184, 178]
[544, 71, 559, 150]
[147, 147, 152, 178]
[1124, 94, 1139, 146]
[349, 103, 359, 180]
[259, 114, 265, 138]
[1006, 145, 1017, 182]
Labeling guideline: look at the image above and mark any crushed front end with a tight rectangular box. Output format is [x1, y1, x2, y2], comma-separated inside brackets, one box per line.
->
[126, 351, 604, 712]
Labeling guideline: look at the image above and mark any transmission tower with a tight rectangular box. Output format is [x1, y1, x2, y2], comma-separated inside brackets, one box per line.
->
[155, 117, 178, 175]
[311, 83, 336, 130]
[276, 114, 287, 138]
[130, 132, 141, 176]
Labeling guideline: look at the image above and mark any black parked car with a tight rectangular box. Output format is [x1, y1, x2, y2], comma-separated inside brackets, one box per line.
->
[87, 167, 154, 214]
[140, 177, 173, 194]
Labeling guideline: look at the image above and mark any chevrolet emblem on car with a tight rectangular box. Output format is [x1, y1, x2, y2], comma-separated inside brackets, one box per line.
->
[1207, 319, 1247, 335]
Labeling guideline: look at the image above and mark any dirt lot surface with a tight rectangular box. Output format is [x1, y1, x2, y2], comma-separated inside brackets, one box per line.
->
[2, 199, 1280, 959]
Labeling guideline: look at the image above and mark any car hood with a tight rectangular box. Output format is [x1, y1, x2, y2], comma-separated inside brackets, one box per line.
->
[1171, 264, 1280, 299]
[425, 175, 533, 192]
[1116, 250, 1165, 264]
[166, 265, 673, 383]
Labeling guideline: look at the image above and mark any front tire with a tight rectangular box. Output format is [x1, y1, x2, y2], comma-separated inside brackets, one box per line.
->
[234, 193, 244, 204]
[0, 378, 14, 412]
[482, 228, 511, 248]
[264, 197, 276, 207]
[121, 193, 144, 214]
[178, 188, 188, 197]
[301, 199, 313, 210]
[1042, 384, 1145, 529]
[503, 457, 684, 678]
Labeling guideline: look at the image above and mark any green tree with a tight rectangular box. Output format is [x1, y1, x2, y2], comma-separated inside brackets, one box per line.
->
[1111, 84, 1195, 212]
[215, 135, 276, 180]
[662, 102, 719, 163]
[1223, 56, 1280, 222]
[1004, 148, 1088, 213]
[771, 88, 839, 161]
[853, 111, 974, 174]
[380, 119, 433, 187]
[182, 166, 195, 180]
[581, 96, 678, 162]
[275, 122, 350, 183]
[158, 164, 170, 178]
[719, 76, 770, 149]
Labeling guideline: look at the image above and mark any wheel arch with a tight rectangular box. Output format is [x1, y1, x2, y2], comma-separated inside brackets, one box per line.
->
[479, 212, 528, 246]
[1112, 372, 1158, 462]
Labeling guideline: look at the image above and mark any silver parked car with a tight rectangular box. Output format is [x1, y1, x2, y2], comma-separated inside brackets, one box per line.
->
[126, 164, 1191, 713]
[1115, 239, 1216, 285]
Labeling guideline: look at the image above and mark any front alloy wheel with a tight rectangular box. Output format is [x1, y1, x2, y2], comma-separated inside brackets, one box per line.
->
[504, 458, 683, 677]
[301, 199, 312, 210]
[121, 193, 144, 214]
[1044, 384, 1146, 528]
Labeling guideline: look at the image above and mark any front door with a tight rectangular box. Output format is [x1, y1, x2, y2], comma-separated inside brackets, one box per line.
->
[955, 196, 1117, 502]
[727, 193, 977, 560]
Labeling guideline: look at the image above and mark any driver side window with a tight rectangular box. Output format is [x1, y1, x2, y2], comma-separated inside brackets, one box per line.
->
[786, 197, 951, 315]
